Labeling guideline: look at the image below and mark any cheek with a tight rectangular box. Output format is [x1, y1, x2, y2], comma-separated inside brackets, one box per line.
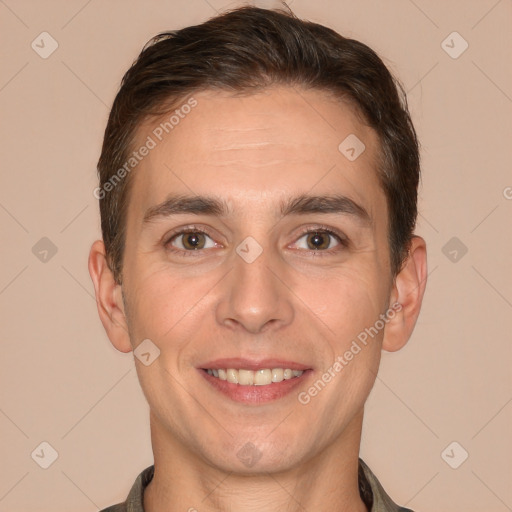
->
[303, 265, 389, 346]
[124, 259, 219, 348]
[124, 264, 182, 340]
[306, 271, 385, 415]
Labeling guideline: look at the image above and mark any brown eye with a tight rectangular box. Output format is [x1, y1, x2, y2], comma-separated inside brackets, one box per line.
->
[306, 232, 331, 250]
[182, 232, 205, 250]
[294, 230, 342, 251]
[169, 231, 215, 251]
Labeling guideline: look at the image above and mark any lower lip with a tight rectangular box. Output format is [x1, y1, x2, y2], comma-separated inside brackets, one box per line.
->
[198, 369, 312, 404]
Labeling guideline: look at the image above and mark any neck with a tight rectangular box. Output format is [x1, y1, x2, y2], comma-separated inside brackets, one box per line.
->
[143, 410, 368, 512]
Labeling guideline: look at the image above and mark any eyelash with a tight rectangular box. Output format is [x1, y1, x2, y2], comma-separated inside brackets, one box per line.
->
[164, 224, 348, 257]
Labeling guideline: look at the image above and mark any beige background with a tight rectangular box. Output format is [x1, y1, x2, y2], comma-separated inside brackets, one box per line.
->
[1, 0, 511, 510]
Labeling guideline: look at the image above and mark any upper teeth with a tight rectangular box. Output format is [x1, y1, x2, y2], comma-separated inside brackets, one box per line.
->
[206, 368, 304, 386]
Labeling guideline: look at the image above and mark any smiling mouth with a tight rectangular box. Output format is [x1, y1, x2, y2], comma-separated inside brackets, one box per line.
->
[198, 357, 313, 403]
[202, 367, 304, 386]
[199, 366, 312, 404]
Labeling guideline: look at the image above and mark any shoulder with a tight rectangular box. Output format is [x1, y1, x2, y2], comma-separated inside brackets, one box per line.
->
[98, 505, 126, 512]
[98, 464, 155, 512]
[359, 458, 416, 512]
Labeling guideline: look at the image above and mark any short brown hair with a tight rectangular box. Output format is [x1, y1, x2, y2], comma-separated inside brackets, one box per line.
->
[97, 6, 420, 284]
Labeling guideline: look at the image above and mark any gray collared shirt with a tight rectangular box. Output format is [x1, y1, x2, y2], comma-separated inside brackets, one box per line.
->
[100, 458, 414, 512]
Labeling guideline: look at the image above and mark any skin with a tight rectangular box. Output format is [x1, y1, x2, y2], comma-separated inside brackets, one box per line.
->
[89, 86, 427, 512]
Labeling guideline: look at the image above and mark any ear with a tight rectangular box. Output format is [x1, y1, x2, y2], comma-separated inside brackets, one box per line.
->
[382, 235, 427, 352]
[88, 240, 132, 353]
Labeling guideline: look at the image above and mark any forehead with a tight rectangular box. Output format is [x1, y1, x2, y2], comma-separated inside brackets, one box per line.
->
[127, 86, 385, 225]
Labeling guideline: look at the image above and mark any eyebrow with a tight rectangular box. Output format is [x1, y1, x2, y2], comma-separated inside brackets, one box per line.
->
[142, 193, 371, 226]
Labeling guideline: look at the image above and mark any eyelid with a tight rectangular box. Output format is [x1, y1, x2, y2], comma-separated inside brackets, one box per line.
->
[294, 224, 348, 243]
[164, 225, 219, 251]
[289, 224, 349, 253]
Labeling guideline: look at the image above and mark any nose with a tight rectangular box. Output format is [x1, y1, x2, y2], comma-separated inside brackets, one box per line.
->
[215, 239, 294, 334]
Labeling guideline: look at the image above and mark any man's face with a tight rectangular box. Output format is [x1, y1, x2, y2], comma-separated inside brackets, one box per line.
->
[120, 86, 394, 472]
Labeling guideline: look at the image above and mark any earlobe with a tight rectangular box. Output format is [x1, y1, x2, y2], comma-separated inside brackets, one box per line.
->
[88, 240, 133, 353]
[382, 236, 427, 352]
